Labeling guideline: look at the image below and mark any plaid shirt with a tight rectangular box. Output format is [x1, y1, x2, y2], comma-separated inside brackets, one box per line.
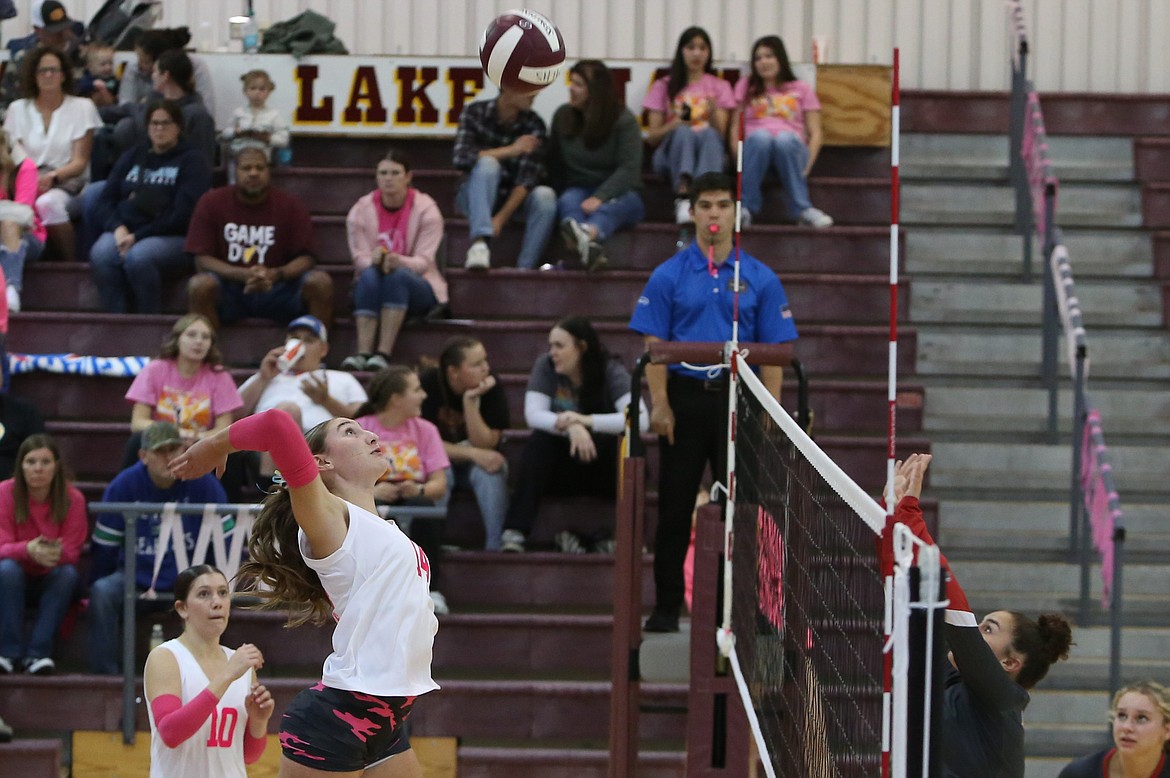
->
[452, 99, 547, 196]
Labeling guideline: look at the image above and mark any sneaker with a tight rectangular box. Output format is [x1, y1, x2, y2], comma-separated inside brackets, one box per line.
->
[423, 302, 451, 321]
[5, 285, 19, 313]
[24, 657, 54, 675]
[465, 241, 491, 270]
[559, 217, 586, 254]
[500, 529, 526, 553]
[799, 207, 834, 228]
[429, 590, 450, 615]
[0, 656, 12, 674]
[365, 353, 390, 371]
[340, 353, 369, 372]
[738, 208, 753, 228]
[0, 714, 12, 743]
[643, 608, 680, 633]
[592, 538, 617, 555]
[674, 198, 691, 224]
[554, 530, 586, 554]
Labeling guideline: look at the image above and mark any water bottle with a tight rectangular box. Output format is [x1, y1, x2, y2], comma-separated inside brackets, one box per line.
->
[242, 13, 260, 54]
[149, 624, 165, 651]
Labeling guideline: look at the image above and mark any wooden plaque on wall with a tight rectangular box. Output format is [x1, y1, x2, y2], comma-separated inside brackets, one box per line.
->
[816, 64, 893, 147]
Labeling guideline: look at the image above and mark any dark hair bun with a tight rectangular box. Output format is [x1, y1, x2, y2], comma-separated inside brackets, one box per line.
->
[1037, 613, 1073, 662]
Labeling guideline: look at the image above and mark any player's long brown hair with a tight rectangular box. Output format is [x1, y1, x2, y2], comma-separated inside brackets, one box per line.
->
[236, 421, 333, 627]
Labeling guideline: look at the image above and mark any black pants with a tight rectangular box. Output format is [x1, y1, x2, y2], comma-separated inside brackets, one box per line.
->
[654, 375, 728, 615]
[504, 429, 619, 538]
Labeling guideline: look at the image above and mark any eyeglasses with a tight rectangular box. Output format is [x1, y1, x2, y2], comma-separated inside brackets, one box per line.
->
[35, 67, 62, 76]
[149, 120, 177, 128]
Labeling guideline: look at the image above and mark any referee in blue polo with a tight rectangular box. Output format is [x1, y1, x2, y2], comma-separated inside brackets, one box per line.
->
[630, 172, 798, 633]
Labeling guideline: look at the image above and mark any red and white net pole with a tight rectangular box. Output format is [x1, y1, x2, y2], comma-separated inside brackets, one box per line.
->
[718, 111, 747, 653]
[882, 47, 901, 778]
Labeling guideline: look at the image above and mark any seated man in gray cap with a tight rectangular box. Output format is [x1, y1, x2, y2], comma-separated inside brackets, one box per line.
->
[86, 421, 230, 674]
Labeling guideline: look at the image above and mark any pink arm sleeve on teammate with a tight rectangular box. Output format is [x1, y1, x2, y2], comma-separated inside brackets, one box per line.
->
[151, 689, 218, 748]
[228, 409, 319, 488]
[243, 727, 268, 763]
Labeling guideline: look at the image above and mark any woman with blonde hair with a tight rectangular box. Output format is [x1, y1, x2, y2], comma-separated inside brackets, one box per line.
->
[1059, 680, 1170, 777]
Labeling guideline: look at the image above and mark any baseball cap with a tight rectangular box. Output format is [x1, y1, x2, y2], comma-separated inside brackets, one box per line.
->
[142, 421, 183, 451]
[33, 1, 74, 33]
[287, 315, 327, 343]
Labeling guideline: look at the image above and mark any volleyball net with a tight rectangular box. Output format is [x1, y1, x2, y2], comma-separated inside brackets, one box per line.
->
[721, 351, 944, 778]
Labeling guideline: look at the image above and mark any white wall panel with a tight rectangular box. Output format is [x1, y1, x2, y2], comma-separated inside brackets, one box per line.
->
[3, 0, 1167, 93]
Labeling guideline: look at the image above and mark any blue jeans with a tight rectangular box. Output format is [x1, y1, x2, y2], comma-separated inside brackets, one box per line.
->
[0, 558, 79, 660]
[557, 186, 645, 242]
[741, 129, 812, 219]
[0, 233, 44, 292]
[444, 460, 509, 551]
[89, 231, 191, 313]
[652, 125, 726, 191]
[353, 266, 437, 318]
[456, 156, 556, 269]
[87, 570, 126, 674]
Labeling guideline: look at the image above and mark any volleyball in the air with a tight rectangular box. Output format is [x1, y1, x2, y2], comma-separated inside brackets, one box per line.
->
[479, 9, 566, 94]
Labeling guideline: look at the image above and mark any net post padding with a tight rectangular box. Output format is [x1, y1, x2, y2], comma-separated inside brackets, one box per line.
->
[648, 340, 794, 369]
[686, 503, 751, 777]
[608, 455, 646, 778]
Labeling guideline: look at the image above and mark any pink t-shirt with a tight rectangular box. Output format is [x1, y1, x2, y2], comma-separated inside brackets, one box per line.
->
[355, 414, 450, 483]
[0, 480, 88, 576]
[643, 73, 736, 133]
[733, 78, 820, 140]
[125, 359, 244, 434]
[376, 188, 414, 255]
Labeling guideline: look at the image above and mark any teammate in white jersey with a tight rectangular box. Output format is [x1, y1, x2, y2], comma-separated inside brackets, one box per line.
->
[171, 408, 438, 777]
[144, 564, 274, 777]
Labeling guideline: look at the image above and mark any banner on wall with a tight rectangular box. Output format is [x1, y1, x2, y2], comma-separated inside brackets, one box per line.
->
[199, 54, 815, 136]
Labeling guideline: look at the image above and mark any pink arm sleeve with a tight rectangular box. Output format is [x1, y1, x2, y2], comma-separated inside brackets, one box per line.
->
[228, 409, 319, 488]
[243, 728, 267, 764]
[151, 690, 218, 748]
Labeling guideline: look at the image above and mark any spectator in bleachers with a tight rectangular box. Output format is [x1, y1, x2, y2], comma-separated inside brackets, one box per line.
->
[116, 28, 215, 116]
[0, 433, 85, 674]
[238, 315, 366, 480]
[453, 89, 555, 271]
[0, 1, 83, 115]
[355, 365, 451, 614]
[76, 44, 118, 108]
[0, 127, 45, 313]
[501, 316, 647, 553]
[88, 421, 230, 675]
[219, 69, 289, 179]
[548, 59, 644, 272]
[185, 147, 333, 331]
[122, 313, 242, 462]
[110, 49, 216, 168]
[89, 99, 212, 313]
[730, 35, 832, 229]
[2, 45, 100, 263]
[643, 27, 734, 225]
[342, 148, 447, 372]
[420, 336, 509, 551]
[1058, 680, 1170, 778]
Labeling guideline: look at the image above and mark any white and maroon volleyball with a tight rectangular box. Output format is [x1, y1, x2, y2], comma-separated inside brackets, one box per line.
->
[478, 9, 566, 94]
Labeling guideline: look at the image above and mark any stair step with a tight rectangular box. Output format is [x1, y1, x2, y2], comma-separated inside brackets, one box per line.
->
[922, 386, 1170, 436]
[910, 279, 1162, 327]
[901, 181, 1141, 227]
[0, 740, 61, 778]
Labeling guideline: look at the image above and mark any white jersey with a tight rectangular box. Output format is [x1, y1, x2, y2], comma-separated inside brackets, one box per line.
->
[299, 500, 439, 697]
[146, 640, 251, 778]
[240, 368, 368, 430]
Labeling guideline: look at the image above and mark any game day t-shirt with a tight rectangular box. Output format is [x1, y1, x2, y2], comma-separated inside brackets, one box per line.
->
[184, 186, 315, 268]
